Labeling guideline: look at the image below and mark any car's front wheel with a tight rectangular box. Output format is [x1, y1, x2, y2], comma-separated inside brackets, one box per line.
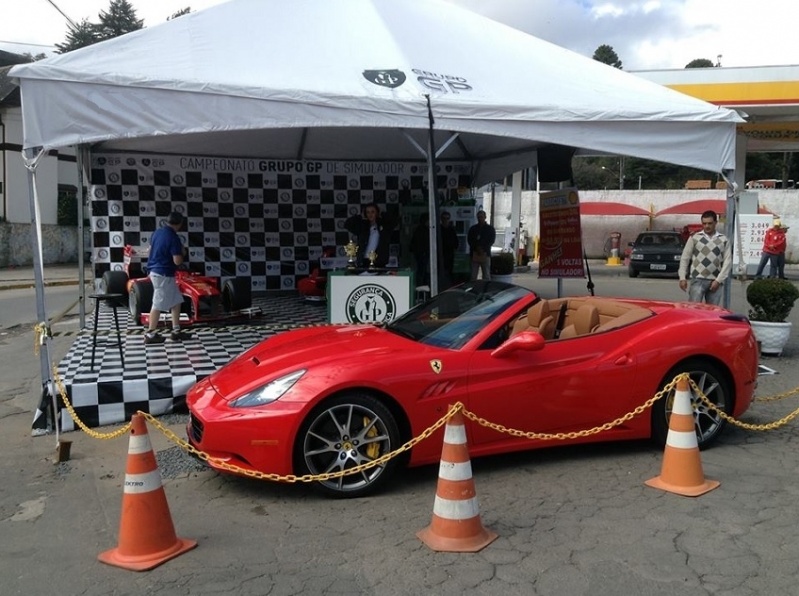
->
[628, 267, 639, 278]
[294, 393, 401, 498]
[652, 359, 731, 449]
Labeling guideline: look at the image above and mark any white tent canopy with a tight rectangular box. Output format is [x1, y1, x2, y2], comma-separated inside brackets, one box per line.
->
[10, 0, 745, 434]
[10, 0, 742, 181]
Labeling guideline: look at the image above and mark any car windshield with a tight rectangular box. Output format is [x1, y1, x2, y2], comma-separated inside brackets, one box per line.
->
[386, 281, 533, 349]
[637, 234, 681, 246]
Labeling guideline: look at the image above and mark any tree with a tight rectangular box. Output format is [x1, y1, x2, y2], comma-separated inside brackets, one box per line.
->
[55, 19, 100, 54]
[56, 1, 143, 53]
[96, 0, 143, 41]
[592, 44, 623, 69]
[685, 58, 715, 68]
[22, 52, 48, 62]
[168, 8, 192, 20]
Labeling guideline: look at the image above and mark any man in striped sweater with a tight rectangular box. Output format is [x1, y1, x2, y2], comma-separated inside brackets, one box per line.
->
[678, 210, 732, 305]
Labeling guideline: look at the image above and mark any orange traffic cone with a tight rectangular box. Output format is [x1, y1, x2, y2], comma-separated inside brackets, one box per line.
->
[417, 409, 497, 552]
[98, 413, 197, 571]
[645, 376, 720, 497]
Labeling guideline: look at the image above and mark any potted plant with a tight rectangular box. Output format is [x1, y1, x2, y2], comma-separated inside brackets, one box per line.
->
[490, 251, 516, 282]
[747, 278, 799, 355]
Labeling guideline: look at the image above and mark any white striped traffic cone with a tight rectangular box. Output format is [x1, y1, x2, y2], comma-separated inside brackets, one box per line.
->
[417, 409, 497, 552]
[98, 413, 197, 570]
[645, 376, 720, 497]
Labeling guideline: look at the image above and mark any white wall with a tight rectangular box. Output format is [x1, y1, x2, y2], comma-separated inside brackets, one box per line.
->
[1, 106, 77, 225]
[484, 188, 799, 261]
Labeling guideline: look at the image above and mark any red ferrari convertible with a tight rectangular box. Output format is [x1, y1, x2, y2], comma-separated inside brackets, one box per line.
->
[186, 281, 759, 497]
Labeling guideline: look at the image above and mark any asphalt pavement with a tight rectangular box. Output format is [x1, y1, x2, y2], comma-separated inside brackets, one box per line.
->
[3, 263, 799, 595]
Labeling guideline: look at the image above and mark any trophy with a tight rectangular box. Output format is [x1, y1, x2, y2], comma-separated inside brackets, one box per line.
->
[345, 240, 359, 270]
[367, 250, 377, 270]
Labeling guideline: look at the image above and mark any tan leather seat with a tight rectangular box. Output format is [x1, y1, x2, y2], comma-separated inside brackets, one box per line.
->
[536, 314, 556, 340]
[559, 303, 600, 339]
[511, 299, 550, 337]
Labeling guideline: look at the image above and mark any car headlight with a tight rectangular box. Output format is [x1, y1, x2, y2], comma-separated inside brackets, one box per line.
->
[631, 253, 644, 260]
[673, 254, 681, 261]
[230, 369, 306, 408]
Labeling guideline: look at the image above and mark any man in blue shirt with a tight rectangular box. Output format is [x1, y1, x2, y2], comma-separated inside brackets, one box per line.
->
[144, 211, 191, 344]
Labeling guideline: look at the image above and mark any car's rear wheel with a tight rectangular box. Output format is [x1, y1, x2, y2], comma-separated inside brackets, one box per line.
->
[129, 281, 153, 326]
[628, 267, 639, 278]
[294, 393, 401, 498]
[222, 278, 252, 312]
[652, 359, 731, 449]
[101, 270, 129, 306]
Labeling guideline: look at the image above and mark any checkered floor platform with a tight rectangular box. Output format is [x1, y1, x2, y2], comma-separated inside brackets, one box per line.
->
[56, 295, 328, 431]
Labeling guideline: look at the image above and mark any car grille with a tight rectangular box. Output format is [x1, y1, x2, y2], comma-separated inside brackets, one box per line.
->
[189, 413, 204, 443]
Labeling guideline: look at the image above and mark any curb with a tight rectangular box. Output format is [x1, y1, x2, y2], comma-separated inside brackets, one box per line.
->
[0, 280, 81, 292]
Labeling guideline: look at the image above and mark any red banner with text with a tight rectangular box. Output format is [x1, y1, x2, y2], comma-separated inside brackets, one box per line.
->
[538, 189, 585, 278]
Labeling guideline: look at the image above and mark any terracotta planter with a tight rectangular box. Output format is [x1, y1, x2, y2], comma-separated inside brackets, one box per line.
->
[750, 320, 792, 356]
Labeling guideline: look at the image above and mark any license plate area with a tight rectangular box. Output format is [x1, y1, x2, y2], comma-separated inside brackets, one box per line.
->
[650, 263, 667, 270]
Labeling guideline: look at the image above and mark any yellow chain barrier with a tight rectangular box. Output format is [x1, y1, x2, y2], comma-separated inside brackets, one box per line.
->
[52, 362, 799, 483]
[753, 386, 799, 403]
[462, 376, 677, 440]
[690, 378, 799, 431]
[142, 405, 461, 483]
[53, 365, 132, 440]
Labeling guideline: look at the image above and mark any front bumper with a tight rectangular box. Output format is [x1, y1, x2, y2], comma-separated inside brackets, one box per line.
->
[185, 377, 303, 477]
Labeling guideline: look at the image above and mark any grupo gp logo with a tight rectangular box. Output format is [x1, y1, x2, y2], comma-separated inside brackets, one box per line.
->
[346, 284, 396, 324]
[363, 69, 406, 89]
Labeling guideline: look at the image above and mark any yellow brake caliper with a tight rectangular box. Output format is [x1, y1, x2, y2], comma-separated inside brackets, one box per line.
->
[364, 416, 381, 459]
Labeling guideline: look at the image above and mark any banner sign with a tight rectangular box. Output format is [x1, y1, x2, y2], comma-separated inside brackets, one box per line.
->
[538, 189, 585, 278]
[89, 153, 471, 291]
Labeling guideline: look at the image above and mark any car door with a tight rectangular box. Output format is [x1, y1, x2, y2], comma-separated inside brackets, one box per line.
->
[465, 334, 639, 447]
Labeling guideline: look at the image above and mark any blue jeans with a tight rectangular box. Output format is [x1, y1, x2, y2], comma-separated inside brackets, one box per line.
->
[688, 278, 722, 305]
[755, 252, 779, 278]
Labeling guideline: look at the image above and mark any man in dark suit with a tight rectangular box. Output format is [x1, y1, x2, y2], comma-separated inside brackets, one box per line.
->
[344, 202, 398, 268]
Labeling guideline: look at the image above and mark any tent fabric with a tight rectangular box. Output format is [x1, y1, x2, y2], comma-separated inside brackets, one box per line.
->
[656, 200, 773, 216]
[580, 202, 651, 216]
[9, 0, 743, 183]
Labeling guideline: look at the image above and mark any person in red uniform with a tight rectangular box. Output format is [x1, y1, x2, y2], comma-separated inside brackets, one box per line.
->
[755, 219, 787, 279]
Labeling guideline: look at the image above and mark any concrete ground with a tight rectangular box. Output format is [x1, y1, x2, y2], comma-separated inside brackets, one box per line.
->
[2, 264, 799, 595]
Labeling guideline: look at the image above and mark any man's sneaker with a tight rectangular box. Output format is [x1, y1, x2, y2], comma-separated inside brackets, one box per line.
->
[170, 330, 192, 342]
[144, 333, 165, 345]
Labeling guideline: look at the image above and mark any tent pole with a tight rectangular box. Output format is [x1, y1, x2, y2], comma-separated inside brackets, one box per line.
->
[24, 149, 58, 441]
[425, 96, 440, 297]
[722, 169, 737, 309]
[76, 146, 88, 327]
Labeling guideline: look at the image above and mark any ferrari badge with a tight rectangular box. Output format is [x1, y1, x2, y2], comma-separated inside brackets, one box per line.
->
[429, 360, 442, 374]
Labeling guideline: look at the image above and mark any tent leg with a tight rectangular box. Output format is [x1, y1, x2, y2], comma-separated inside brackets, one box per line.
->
[24, 151, 59, 440]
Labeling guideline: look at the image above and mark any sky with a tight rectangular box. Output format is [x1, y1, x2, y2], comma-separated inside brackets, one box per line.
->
[1, 0, 798, 70]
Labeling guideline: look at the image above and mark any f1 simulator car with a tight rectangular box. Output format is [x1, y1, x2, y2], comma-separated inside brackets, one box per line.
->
[100, 245, 258, 326]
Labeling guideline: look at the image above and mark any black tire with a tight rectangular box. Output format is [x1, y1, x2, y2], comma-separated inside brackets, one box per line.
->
[222, 278, 252, 312]
[628, 267, 639, 278]
[129, 281, 154, 326]
[652, 359, 731, 450]
[294, 393, 402, 498]
[101, 270, 129, 306]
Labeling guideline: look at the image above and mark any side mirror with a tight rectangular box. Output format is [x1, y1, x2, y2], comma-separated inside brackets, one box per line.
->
[491, 330, 546, 358]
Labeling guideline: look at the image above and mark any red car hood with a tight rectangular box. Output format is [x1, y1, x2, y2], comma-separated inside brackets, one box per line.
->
[209, 324, 407, 400]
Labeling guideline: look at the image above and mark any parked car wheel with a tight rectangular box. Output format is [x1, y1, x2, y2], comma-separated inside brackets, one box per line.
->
[222, 278, 252, 312]
[294, 393, 401, 498]
[652, 359, 731, 450]
[101, 271, 129, 306]
[129, 281, 154, 326]
[628, 267, 639, 278]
